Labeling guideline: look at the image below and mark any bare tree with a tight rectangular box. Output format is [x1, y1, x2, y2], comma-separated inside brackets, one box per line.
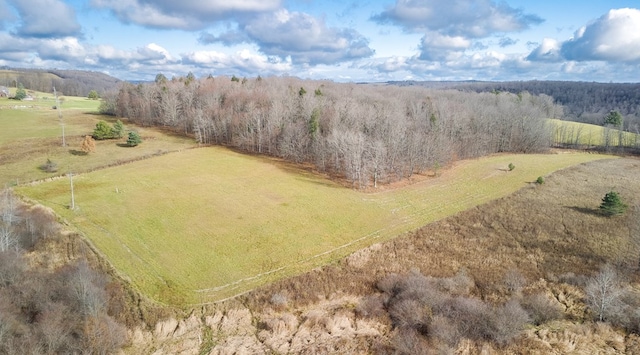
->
[585, 264, 624, 322]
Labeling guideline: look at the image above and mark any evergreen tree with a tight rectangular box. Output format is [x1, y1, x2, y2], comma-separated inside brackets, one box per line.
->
[600, 191, 627, 216]
[14, 83, 26, 100]
[604, 111, 623, 126]
[127, 131, 142, 147]
[112, 120, 124, 138]
[92, 120, 113, 140]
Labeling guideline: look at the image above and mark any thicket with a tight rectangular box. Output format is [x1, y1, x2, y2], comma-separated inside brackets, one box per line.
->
[366, 269, 561, 352]
[0, 189, 128, 354]
[104, 76, 556, 188]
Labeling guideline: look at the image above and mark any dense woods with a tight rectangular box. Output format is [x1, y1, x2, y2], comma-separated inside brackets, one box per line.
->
[392, 80, 640, 132]
[103, 76, 558, 188]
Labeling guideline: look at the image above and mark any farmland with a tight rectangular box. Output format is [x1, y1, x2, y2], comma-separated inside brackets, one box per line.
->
[0, 94, 195, 186]
[2, 92, 621, 306]
[17, 147, 612, 305]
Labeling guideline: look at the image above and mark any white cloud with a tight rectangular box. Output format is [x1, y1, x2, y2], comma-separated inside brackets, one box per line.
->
[372, 0, 543, 38]
[526, 38, 561, 62]
[561, 8, 640, 63]
[182, 49, 292, 74]
[7, 0, 81, 38]
[202, 9, 374, 65]
[91, 0, 281, 30]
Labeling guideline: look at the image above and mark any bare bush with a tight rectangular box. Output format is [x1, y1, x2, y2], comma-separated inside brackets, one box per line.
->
[0, 251, 26, 286]
[489, 299, 530, 346]
[428, 315, 461, 348]
[504, 268, 527, 294]
[435, 296, 492, 341]
[269, 292, 288, 310]
[388, 298, 430, 331]
[392, 327, 430, 355]
[83, 314, 128, 354]
[520, 293, 563, 325]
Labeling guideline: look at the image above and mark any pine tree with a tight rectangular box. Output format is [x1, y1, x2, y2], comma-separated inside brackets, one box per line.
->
[600, 191, 627, 216]
[127, 132, 142, 147]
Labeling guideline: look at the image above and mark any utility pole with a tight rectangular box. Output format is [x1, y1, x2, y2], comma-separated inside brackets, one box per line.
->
[53, 86, 65, 147]
[69, 172, 75, 210]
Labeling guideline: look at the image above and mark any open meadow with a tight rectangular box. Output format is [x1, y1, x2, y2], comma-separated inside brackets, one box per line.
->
[17, 146, 613, 305]
[551, 118, 640, 147]
[0, 94, 196, 186]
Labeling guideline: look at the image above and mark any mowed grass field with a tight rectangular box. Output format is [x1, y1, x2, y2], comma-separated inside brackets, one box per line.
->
[17, 147, 613, 306]
[551, 119, 640, 147]
[0, 94, 196, 186]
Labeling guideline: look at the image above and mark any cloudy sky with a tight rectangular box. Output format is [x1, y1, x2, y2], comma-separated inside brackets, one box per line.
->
[0, 0, 639, 82]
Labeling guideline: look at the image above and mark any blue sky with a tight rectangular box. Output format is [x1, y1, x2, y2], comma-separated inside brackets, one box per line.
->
[0, 0, 639, 82]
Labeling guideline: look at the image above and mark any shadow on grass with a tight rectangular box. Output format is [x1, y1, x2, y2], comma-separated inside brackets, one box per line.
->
[567, 206, 602, 216]
[69, 149, 88, 156]
[116, 143, 132, 148]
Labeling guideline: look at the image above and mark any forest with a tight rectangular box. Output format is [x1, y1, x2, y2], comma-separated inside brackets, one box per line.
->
[392, 80, 640, 132]
[0, 67, 121, 97]
[101, 76, 559, 188]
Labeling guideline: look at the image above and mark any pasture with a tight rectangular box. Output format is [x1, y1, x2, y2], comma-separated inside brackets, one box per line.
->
[551, 119, 640, 148]
[17, 147, 613, 305]
[0, 95, 195, 186]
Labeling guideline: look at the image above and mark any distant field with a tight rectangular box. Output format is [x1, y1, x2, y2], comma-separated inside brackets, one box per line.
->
[0, 95, 196, 186]
[17, 147, 613, 305]
[551, 119, 640, 147]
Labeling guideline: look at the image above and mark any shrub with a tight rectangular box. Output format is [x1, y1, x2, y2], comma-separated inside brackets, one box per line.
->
[81, 136, 96, 154]
[599, 191, 627, 216]
[40, 159, 58, 173]
[88, 90, 99, 100]
[520, 293, 563, 325]
[508, 163, 515, 171]
[489, 300, 530, 346]
[126, 132, 142, 147]
[92, 121, 113, 140]
[536, 176, 545, 184]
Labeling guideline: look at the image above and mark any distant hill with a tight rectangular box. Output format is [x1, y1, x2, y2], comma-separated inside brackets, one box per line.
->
[388, 80, 640, 131]
[0, 67, 121, 97]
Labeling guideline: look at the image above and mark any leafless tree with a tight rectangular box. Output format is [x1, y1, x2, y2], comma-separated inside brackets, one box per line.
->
[585, 264, 624, 322]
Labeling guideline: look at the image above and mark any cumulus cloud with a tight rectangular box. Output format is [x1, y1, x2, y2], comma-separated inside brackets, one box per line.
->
[182, 49, 292, 74]
[560, 8, 640, 62]
[526, 38, 561, 62]
[372, 0, 543, 38]
[419, 31, 470, 60]
[91, 0, 281, 30]
[201, 9, 374, 65]
[7, 0, 81, 38]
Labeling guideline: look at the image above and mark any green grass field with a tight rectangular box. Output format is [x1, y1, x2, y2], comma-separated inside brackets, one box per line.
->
[0, 95, 196, 186]
[17, 147, 613, 306]
[551, 119, 640, 147]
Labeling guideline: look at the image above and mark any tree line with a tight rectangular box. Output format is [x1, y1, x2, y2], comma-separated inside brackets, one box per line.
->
[392, 80, 640, 133]
[0, 67, 121, 97]
[102, 76, 558, 188]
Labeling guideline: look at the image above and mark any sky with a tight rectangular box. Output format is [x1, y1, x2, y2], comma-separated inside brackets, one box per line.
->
[0, 0, 639, 82]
